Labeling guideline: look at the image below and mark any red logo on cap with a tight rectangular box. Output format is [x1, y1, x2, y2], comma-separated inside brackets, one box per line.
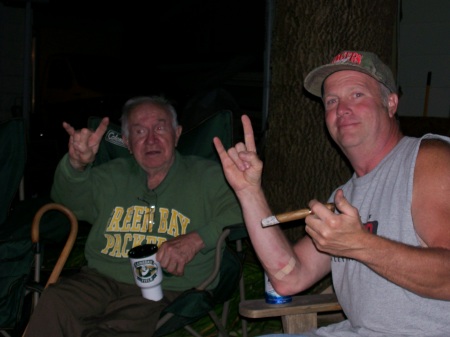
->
[332, 52, 362, 65]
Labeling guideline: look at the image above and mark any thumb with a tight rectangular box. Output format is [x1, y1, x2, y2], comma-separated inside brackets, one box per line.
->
[334, 189, 358, 218]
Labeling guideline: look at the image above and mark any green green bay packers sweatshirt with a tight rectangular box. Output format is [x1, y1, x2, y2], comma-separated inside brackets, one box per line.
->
[51, 151, 243, 291]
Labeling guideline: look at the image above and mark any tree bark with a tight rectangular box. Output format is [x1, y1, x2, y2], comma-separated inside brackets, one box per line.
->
[263, 0, 397, 241]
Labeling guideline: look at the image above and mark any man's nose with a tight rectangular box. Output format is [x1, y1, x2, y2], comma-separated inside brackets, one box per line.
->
[145, 130, 157, 143]
[336, 100, 350, 117]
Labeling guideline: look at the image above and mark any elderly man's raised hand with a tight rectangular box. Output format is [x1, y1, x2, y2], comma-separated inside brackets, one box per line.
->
[63, 117, 109, 171]
[213, 115, 263, 196]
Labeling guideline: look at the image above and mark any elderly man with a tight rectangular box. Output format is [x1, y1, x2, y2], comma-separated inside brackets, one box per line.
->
[214, 51, 450, 336]
[25, 96, 242, 337]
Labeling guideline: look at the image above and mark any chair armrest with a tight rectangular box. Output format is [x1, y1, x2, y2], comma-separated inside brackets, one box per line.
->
[196, 223, 247, 290]
[224, 223, 248, 242]
[239, 293, 341, 334]
[195, 228, 231, 290]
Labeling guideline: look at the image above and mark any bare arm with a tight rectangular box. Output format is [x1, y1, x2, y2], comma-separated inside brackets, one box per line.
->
[409, 139, 450, 298]
[306, 140, 450, 300]
[213, 115, 331, 296]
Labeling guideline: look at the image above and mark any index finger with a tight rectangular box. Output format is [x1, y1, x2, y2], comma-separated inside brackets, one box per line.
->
[308, 199, 336, 220]
[94, 117, 109, 138]
[241, 115, 256, 152]
[155, 242, 166, 262]
[213, 136, 227, 160]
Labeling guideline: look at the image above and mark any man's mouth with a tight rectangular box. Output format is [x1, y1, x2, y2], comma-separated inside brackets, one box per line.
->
[337, 119, 358, 130]
[145, 150, 161, 156]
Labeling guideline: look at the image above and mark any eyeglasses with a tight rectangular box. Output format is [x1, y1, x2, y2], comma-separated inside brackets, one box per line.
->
[137, 196, 157, 229]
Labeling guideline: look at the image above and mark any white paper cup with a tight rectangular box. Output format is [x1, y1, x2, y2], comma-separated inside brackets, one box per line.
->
[128, 244, 163, 301]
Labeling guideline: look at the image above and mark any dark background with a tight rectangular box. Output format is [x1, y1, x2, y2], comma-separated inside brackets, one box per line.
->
[21, 0, 268, 198]
[32, 0, 266, 119]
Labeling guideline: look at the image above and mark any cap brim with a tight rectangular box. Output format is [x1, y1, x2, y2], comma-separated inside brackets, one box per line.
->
[304, 63, 383, 97]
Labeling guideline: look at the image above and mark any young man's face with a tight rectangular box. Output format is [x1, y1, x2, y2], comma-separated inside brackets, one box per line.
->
[124, 102, 182, 175]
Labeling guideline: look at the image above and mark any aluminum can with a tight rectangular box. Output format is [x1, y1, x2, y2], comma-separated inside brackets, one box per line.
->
[264, 272, 292, 304]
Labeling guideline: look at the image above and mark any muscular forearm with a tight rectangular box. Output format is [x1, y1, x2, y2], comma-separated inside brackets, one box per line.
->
[354, 234, 450, 300]
[237, 187, 290, 264]
[237, 188, 326, 295]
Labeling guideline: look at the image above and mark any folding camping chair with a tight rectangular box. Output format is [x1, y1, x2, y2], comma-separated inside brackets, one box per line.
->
[0, 118, 26, 231]
[0, 118, 72, 337]
[0, 118, 28, 337]
[239, 288, 343, 334]
[0, 202, 73, 337]
[24, 109, 248, 337]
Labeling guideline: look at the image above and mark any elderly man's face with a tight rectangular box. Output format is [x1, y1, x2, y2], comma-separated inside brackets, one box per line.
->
[124, 102, 182, 175]
[322, 70, 397, 152]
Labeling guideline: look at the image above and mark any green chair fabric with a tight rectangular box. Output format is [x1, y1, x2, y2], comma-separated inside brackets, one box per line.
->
[0, 117, 70, 243]
[177, 109, 233, 162]
[154, 240, 244, 336]
[0, 118, 30, 336]
[87, 116, 131, 167]
[0, 118, 26, 226]
[0, 239, 33, 331]
[0, 118, 70, 336]
[1, 197, 70, 243]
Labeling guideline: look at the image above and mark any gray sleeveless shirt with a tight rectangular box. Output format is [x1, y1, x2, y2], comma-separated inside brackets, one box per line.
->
[307, 135, 450, 337]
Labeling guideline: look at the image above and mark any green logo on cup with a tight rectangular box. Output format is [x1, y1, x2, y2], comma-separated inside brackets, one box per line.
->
[134, 260, 158, 283]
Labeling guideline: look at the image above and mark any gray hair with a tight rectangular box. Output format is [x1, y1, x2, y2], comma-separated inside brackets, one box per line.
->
[379, 83, 392, 109]
[120, 96, 178, 137]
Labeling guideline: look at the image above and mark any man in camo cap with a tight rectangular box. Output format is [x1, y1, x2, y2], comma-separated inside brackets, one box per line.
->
[214, 50, 450, 336]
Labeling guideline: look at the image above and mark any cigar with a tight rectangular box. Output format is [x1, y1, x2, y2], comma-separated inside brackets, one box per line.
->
[261, 203, 335, 227]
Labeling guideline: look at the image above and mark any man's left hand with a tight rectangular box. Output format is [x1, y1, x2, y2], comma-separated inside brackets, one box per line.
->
[156, 232, 205, 276]
[305, 189, 368, 258]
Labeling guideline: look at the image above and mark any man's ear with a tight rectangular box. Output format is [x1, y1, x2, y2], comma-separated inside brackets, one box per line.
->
[175, 125, 183, 147]
[387, 93, 399, 118]
[123, 135, 132, 153]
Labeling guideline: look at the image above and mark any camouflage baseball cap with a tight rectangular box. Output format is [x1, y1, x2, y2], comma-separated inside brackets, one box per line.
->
[304, 51, 397, 97]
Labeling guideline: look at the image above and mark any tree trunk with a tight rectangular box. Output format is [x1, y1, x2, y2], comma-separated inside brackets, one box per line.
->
[263, 0, 397, 241]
